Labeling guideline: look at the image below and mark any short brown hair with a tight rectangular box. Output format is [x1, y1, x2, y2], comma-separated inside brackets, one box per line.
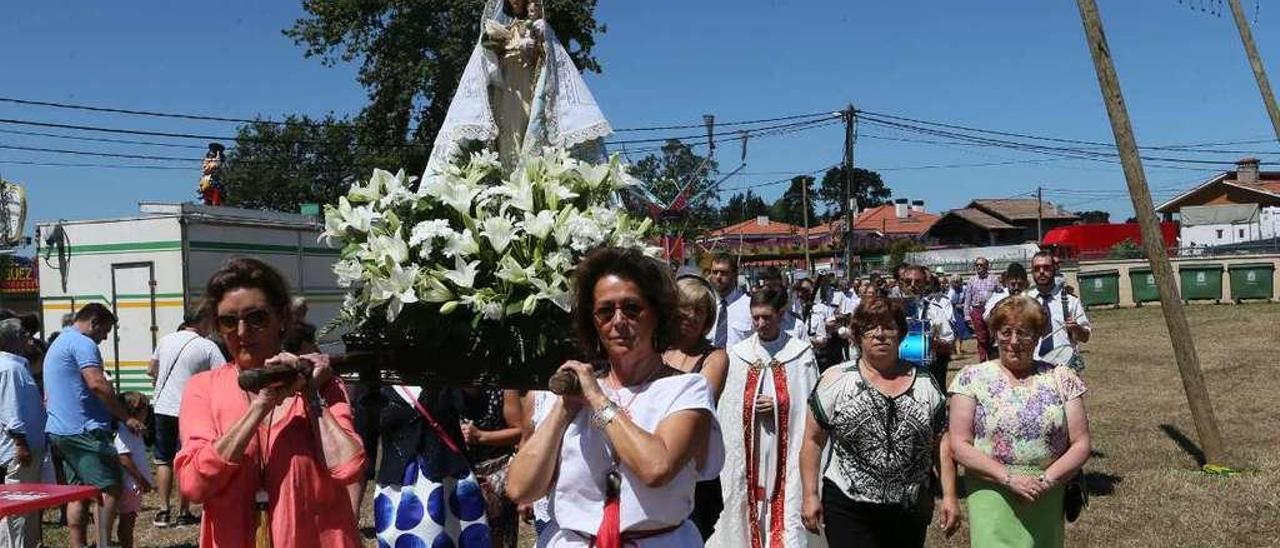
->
[571, 247, 678, 358]
[676, 277, 717, 336]
[850, 296, 908, 342]
[198, 258, 293, 332]
[987, 295, 1048, 336]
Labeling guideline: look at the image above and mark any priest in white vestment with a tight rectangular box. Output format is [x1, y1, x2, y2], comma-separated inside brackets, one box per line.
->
[709, 287, 826, 548]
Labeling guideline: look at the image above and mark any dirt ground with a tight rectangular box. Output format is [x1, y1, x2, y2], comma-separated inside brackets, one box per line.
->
[37, 303, 1280, 547]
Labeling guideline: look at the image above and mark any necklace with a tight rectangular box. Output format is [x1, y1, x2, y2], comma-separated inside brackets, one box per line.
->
[243, 391, 279, 510]
[604, 359, 664, 413]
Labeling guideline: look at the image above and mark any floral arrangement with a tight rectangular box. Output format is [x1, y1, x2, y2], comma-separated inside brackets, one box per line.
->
[321, 147, 655, 377]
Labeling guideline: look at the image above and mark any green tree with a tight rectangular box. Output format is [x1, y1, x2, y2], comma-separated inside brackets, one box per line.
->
[1076, 210, 1111, 224]
[770, 175, 817, 227]
[721, 190, 771, 225]
[817, 166, 893, 221]
[629, 140, 720, 235]
[286, 0, 604, 146]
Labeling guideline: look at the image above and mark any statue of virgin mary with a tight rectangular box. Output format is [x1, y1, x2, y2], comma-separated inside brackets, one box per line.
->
[422, 0, 612, 186]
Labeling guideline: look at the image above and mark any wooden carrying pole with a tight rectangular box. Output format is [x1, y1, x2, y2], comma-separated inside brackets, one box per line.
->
[1074, 0, 1227, 466]
[1226, 0, 1280, 142]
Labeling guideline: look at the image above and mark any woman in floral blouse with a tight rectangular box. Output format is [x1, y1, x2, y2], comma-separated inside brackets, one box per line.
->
[949, 295, 1092, 548]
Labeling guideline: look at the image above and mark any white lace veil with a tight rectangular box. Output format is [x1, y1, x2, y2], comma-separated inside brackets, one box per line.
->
[422, 0, 612, 187]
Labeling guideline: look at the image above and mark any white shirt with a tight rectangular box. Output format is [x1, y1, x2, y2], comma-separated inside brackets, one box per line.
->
[923, 295, 956, 345]
[982, 287, 1013, 322]
[543, 375, 724, 547]
[114, 427, 153, 490]
[1024, 286, 1092, 358]
[151, 330, 226, 417]
[528, 391, 556, 525]
[710, 288, 753, 349]
[796, 301, 834, 345]
[839, 293, 861, 316]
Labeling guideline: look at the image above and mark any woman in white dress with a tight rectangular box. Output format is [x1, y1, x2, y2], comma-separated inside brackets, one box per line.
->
[709, 286, 825, 548]
[507, 247, 724, 548]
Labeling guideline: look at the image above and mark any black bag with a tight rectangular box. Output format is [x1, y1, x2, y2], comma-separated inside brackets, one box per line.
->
[1064, 471, 1088, 522]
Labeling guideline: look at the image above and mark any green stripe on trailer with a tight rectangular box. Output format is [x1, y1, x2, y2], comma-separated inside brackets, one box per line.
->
[190, 241, 340, 257]
[65, 241, 182, 256]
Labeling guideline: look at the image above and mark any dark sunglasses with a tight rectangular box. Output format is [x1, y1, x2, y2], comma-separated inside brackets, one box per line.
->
[216, 309, 272, 335]
[592, 302, 646, 324]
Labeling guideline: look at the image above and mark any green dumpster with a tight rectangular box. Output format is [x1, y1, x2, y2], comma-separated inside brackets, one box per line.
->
[1129, 267, 1160, 305]
[1078, 269, 1120, 308]
[1178, 264, 1223, 303]
[1227, 262, 1275, 303]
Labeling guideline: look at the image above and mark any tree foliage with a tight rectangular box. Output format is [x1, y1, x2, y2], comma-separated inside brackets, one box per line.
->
[1075, 210, 1111, 224]
[817, 166, 893, 222]
[770, 175, 818, 227]
[721, 190, 771, 225]
[628, 140, 720, 235]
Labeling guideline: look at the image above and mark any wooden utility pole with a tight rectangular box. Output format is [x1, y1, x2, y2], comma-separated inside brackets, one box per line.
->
[801, 177, 813, 274]
[1226, 0, 1280, 142]
[842, 105, 857, 275]
[1075, 0, 1227, 466]
[1036, 186, 1044, 241]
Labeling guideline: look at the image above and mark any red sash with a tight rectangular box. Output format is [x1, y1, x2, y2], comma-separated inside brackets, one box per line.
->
[742, 360, 791, 548]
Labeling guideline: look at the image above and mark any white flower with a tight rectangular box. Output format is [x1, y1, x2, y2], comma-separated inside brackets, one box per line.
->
[481, 216, 517, 254]
[530, 274, 572, 313]
[409, 219, 452, 249]
[495, 255, 534, 285]
[377, 169, 417, 208]
[368, 233, 410, 266]
[470, 150, 501, 171]
[566, 213, 606, 253]
[370, 264, 419, 322]
[420, 275, 455, 303]
[542, 180, 578, 210]
[520, 210, 556, 241]
[333, 259, 364, 288]
[349, 169, 394, 204]
[442, 229, 480, 258]
[443, 256, 481, 289]
[501, 174, 537, 212]
[335, 197, 374, 234]
[441, 181, 482, 215]
[545, 249, 573, 273]
[575, 163, 612, 191]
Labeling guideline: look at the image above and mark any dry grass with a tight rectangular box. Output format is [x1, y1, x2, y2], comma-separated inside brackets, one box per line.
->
[39, 303, 1280, 547]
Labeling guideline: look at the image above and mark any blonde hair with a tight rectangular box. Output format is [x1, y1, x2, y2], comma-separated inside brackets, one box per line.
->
[987, 295, 1048, 336]
[676, 277, 718, 336]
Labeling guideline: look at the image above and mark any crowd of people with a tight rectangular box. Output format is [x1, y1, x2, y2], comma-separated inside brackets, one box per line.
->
[0, 250, 1095, 548]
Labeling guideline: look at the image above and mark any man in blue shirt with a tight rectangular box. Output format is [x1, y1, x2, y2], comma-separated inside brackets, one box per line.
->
[0, 318, 44, 548]
[45, 303, 145, 548]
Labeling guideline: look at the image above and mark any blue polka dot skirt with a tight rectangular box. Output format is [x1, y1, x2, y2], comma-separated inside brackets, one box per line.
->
[374, 458, 492, 548]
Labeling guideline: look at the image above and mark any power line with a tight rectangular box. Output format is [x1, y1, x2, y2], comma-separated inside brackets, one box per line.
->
[0, 128, 207, 150]
[0, 160, 190, 170]
[0, 143, 195, 162]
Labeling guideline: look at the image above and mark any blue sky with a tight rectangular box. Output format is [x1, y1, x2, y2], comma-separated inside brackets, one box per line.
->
[1, 0, 1278, 246]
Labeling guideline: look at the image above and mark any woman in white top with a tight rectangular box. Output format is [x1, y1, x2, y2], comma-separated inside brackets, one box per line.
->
[507, 247, 724, 548]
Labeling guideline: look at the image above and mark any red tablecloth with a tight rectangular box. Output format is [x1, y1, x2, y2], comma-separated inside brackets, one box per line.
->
[0, 484, 98, 517]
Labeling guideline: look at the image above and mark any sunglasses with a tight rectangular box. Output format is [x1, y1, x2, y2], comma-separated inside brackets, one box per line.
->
[592, 302, 646, 324]
[216, 309, 272, 335]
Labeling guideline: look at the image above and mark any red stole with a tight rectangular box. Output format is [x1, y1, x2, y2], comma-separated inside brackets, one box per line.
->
[741, 359, 791, 548]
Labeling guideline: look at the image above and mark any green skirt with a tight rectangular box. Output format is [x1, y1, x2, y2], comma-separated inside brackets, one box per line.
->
[967, 476, 1065, 548]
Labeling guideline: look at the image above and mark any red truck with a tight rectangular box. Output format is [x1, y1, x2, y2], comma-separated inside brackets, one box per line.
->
[1042, 222, 1178, 260]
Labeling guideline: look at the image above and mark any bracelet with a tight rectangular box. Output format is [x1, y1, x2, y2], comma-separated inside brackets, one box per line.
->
[1037, 473, 1053, 487]
[592, 402, 620, 429]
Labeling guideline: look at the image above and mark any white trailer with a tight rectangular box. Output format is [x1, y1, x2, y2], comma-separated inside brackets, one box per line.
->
[36, 203, 342, 395]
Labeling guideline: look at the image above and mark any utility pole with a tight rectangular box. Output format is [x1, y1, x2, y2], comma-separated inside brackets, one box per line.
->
[801, 177, 812, 274]
[1075, 0, 1228, 466]
[1226, 0, 1280, 142]
[1036, 186, 1044, 242]
[842, 105, 857, 276]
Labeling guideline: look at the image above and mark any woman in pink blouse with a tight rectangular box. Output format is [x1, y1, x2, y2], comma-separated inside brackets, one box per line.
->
[176, 258, 365, 547]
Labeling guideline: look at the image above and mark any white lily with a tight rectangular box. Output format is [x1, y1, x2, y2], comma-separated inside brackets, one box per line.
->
[575, 163, 612, 191]
[481, 215, 517, 254]
[370, 264, 419, 322]
[419, 274, 455, 303]
[377, 169, 417, 208]
[349, 169, 393, 203]
[495, 255, 534, 285]
[368, 232, 410, 266]
[442, 229, 480, 258]
[443, 256, 481, 289]
[336, 197, 374, 234]
[530, 274, 572, 313]
[438, 180, 482, 215]
[470, 150, 501, 171]
[502, 174, 537, 212]
[520, 210, 556, 241]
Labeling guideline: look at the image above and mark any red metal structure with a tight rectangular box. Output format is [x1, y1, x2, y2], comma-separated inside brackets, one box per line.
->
[1042, 222, 1178, 259]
